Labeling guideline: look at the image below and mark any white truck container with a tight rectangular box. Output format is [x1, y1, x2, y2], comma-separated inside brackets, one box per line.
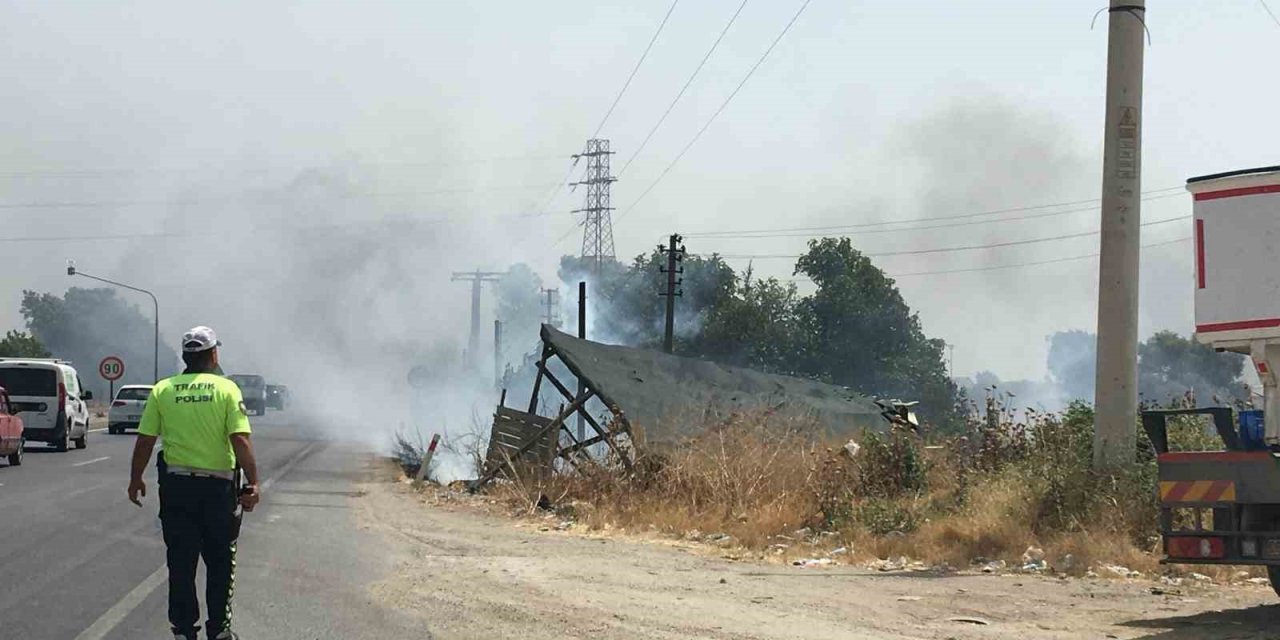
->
[1188, 165, 1280, 444]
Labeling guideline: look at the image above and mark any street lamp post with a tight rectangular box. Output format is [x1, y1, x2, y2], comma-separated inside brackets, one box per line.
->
[67, 262, 160, 383]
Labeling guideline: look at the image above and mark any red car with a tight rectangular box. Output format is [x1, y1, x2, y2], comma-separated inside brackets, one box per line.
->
[0, 386, 24, 466]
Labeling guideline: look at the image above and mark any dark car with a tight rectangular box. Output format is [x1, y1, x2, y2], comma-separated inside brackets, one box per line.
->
[227, 374, 267, 416]
[266, 384, 290, 411]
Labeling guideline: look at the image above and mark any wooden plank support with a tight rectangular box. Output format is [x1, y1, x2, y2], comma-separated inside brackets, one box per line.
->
[473, 389, 594, 490]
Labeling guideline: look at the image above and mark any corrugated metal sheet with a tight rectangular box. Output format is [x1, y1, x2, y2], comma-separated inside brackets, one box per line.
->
[542, 325, 881, 441]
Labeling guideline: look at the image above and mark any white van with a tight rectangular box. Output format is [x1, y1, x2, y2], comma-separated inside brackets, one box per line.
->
[0, 359, 92, 451]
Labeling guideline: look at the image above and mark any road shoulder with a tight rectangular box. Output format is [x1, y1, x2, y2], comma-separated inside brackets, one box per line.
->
[362, 471, 1280, 640]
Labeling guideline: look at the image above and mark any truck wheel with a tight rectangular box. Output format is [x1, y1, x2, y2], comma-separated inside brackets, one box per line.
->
[74, 425, 87, 449]
[1267, 566, 1280, 598]
[7, 439, 22, 466]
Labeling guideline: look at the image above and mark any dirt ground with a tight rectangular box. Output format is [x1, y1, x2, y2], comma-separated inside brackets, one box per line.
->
[358, 474, 1280, 640]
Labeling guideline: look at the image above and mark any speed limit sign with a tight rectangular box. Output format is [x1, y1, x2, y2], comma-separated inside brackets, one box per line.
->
[99, 356, 125, 382]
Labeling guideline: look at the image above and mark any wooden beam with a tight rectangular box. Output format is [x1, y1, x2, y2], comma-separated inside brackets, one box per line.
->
[526, 344, 552, 414]
[537, 360, 633, 471]
[559, 433, 609, 458]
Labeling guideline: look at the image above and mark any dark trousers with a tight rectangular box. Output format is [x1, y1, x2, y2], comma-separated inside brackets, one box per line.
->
[158, 469, 241, 637]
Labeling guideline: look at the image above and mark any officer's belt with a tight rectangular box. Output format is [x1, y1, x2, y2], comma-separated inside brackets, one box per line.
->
[165, 464, 234, 481]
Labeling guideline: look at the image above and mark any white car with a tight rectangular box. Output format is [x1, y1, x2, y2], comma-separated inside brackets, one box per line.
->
[0, 358, 92, 451]
[108, 384, 153, 435]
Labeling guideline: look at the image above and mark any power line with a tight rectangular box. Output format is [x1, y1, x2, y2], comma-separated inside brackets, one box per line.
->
[1260, 0, 1280, 28]
[888, 236, 1190, 277]
[0, 183, 559, 210]
[0, 208, 558, 243]
[715, 215, 1189, 260]
[617, 0, 751, 178]
[617, 0, 814, 223]
[686, 191, 1185, 239]
[531, 0, 681, 224]
[0, 231, 179, 244]
[0, 155, 563, 180]
[684, 187, 1185, 238]
[592, 0, 682, 139]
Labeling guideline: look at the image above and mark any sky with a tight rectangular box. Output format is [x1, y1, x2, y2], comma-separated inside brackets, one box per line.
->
[0, 0, 1277, 394]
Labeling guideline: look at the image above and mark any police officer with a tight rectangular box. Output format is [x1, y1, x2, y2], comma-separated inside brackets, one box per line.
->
[128, 326, 260, 640]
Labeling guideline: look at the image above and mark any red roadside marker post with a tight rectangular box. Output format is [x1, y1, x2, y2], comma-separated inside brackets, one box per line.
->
[414, 434, 442, 484]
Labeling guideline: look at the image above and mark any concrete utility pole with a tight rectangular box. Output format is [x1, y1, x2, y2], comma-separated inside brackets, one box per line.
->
[659, 234, 685, 354]
[572, 139, 617, 275]
[541, 287, 561, 327]
[1093, 0, 1146, 471]
[577, 281, 587, 441]
[451, 270, 503, 370]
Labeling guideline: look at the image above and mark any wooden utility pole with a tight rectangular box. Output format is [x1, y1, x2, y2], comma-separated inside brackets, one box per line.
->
[451, 270, 503, 370]
[1093, 0, 1146, 470]
[577, 281, 587, 441]
[659, 234, 685, 354]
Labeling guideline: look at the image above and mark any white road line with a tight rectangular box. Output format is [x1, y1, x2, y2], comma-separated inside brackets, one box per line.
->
[260, 441, 321, 492]
[73, 456, 110, 467]
[71, 566, 166, 640]
[73, 440, 322, 640]
[89, 427, 108, 433]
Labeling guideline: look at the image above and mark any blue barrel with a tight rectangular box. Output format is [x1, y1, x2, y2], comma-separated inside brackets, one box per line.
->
[1239, 410, 1266, 450]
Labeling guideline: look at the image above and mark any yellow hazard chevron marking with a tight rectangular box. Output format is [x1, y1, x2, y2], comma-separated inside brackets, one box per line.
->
[1160, 480, 1236, 503]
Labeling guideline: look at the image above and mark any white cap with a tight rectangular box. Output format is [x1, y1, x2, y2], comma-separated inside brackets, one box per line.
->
[181, 326, 221, 353]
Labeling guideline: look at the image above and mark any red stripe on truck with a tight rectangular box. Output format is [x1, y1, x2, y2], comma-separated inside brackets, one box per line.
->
[1193, 185, 1280, 201]
[1195, 219, 1205, 289]
[1196, 318, 1280, 333]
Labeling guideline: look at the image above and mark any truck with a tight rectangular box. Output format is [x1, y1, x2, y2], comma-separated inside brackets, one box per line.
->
[1147, 165, 1280, 594]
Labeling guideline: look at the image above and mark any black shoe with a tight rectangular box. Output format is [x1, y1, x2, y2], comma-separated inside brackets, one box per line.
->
[210, 630, 239, 640]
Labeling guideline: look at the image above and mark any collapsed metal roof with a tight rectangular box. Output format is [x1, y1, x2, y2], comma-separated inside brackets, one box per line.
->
[475, 325, 887, 488]
[541, 325, 882, 441]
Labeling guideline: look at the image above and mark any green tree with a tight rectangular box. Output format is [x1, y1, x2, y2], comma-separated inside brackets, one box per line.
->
[553, 239, 957, 426]
[790, 238, 957, 426]
[0, 330, 50, 358]
[1046, 329, 1245, 405]
[1138, 330, 1244, 404]
[558, 251, 736, 350]
[695, 267, 799, 372]
[20, 288, 177, 396]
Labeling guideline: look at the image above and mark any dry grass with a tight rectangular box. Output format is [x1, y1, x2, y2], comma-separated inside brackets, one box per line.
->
[492, 414, 826, 549]
[477, 401, 1260, 582]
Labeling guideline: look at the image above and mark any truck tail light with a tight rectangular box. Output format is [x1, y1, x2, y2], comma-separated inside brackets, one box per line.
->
[58, 383, 66, 412]
[1167, 536, 1226, 559]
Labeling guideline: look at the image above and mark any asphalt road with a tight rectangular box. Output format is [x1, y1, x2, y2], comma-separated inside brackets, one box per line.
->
[0, 413, 424, 639]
